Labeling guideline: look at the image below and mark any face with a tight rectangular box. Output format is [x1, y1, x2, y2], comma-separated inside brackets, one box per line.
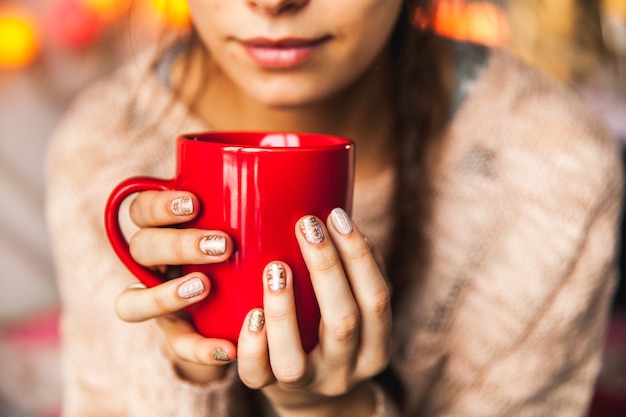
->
[185, 0, 404, 108]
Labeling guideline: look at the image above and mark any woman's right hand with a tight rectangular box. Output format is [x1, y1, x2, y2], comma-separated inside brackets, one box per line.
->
[113, 190, 237, 384]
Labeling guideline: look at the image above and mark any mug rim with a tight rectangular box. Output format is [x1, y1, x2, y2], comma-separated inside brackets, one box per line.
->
[179, 131, 354, 152]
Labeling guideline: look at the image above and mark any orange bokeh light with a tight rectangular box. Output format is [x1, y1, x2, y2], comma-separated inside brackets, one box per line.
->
[0, 8, 40, 69]
[434, 0, 508, 46]
[80, 0, 131, 22]
[150, 0, 191, 27]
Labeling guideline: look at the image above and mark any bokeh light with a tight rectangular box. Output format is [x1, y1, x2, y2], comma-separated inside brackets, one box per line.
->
[604, 0, 626, 19]
[434, 0, 508, 46]
[150, 0, 191, 27]
[49, 0, 101, 49]
[0, 8, 40, 69]
[80, 0, 131, 22]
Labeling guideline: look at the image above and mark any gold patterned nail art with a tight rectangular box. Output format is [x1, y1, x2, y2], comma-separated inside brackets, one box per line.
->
[169, 196, 193, 216]
[267, 262, 286, 292]
[199, 235, 226, 256]
[249, 310, 265, 332]
[212, 348, 229, 362]
[300, 216, 324, 244]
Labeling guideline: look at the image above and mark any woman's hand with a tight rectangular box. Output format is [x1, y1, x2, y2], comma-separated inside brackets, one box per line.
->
[237, 209, 392, 416]
[113, 190, 237, 384]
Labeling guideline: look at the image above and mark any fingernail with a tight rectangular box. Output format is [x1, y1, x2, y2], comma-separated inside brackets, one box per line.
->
[126, 282, 148, 290]
[212, 348, 229, 362]
[177, 277, 205, 299]
[300, 216, 324, 244]
[170, 196, 194, 216]
[267, 262, 286, 292]
[249, 309, 265, 332]
[330, 208, 353, 235]
[199, 235, 226, 256]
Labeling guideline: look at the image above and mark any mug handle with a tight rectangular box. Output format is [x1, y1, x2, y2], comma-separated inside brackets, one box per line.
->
[104, 176, 174, 288]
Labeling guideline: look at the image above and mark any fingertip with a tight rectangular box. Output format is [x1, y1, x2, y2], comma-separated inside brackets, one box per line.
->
[237, 309, 273, 389]
[115, 283, 149, 323]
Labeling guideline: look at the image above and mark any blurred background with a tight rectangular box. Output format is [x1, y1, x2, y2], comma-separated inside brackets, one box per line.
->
[0, 0, 624, 416]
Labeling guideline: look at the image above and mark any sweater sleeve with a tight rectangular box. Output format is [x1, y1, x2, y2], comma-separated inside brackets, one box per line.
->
[44, 64, 251, 417]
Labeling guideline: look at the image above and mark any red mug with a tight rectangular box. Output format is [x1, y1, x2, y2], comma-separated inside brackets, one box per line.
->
[104, 131, 355, 352]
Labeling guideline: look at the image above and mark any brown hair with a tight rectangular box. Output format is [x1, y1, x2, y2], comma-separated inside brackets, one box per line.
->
[385, 0, 450, 297]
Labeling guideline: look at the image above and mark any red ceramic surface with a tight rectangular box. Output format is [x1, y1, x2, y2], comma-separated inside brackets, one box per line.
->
[105, 132, 355, 352]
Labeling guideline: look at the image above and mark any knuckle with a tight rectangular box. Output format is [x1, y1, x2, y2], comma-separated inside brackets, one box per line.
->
[169, 337, 186, 359]
[168, 332, 202, 364]
[318, 378, 352, 397]
[128, 232, 147, 264]
[274, 361, 309, 386]
[114, 295, 131, 322]
[129, 193, 158, 225]
[358, 344, 391, 378]
[192, 337, 208, 364]
[151, 287, 172, 313]
[311, 253, 339, 276]
[365, 288, 391, 319]
[264, 306, 291, 324]
[368, 351, 391, 376]
[327, 312, 360, 343]
[240, 373, 271, 390]
[170, 231, 187, 261]
[128, 196, 142, 223]
[349, 242, 372, 264]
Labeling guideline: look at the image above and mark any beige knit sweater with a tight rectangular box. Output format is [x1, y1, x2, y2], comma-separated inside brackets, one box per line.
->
[45, 48, 623, 416]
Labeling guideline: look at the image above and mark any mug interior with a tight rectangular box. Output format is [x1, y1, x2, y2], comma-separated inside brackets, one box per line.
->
[181, 132, 352, 149]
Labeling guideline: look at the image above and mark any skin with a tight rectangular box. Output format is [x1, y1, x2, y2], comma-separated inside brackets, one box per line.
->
[115, 0, 403, 415]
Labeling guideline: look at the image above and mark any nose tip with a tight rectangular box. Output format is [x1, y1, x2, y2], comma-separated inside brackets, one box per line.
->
[248, 0, 309, 15]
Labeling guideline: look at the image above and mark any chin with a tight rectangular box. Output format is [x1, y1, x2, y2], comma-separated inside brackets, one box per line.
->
[246, 80, 339, 110]
[251, 93, 323, 111]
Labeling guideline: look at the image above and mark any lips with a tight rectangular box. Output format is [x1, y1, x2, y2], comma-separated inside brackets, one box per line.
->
[240, 36, 331, 69]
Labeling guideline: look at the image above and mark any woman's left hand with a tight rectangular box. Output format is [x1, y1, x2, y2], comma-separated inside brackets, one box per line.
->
[237, 208, 392, 416]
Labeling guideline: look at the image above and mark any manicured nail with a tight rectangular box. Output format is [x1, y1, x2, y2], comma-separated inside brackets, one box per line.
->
[177, 277, 204, 299]
[330, 208, 353, 235]
[199, 235, 226, 256]
[170, 196, 193, 216]
[212, 348, 229, 362]
[249, 309, 265, 332]
[267, 262, 286, 292]
[300, 216, 324, 244]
